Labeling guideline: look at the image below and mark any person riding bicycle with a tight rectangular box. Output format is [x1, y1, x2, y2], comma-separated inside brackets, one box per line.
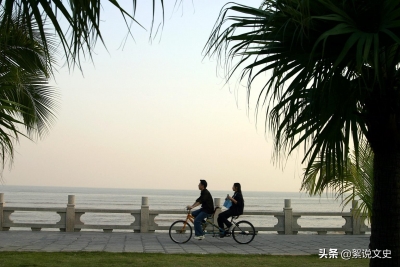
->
[217, 182, 244, 237]
[186, 180, 214, 240]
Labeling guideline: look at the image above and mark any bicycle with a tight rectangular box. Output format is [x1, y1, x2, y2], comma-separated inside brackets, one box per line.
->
[168, 208, 255, 244]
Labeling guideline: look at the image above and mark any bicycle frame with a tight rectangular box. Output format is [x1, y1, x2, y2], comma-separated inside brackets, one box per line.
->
[182, 209, 234, 235]
[176, 211, 199, 233]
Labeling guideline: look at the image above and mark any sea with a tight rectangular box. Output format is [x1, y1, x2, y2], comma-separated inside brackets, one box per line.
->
[0, 185, 368, 233]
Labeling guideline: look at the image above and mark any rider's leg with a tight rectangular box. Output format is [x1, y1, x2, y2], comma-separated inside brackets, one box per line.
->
[191, 209, 201, 218]
[193, 209, 208, 237]
[217, 210, 229, 230]
[219, 209, 235, 230]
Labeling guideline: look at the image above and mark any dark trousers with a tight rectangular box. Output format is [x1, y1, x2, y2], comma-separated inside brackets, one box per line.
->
[191, 209, 210, 236]
[217, 209, 236, 230]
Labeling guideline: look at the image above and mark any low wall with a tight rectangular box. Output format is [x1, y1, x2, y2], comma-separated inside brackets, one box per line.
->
[0, 193, 369, 234]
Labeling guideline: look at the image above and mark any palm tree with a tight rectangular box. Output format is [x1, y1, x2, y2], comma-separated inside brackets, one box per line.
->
[204, 1, 400, 266]
[0, 12, 58, 169]
[301, 139, 373, 221]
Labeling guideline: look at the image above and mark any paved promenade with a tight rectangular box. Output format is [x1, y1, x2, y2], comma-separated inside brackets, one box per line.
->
[0, 231, 370, 255]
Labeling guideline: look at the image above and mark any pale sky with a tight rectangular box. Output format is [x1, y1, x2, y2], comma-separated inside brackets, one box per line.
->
[1, 0, 306, 192]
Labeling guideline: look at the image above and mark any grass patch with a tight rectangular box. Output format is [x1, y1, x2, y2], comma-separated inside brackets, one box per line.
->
[0, 252, 369, 267]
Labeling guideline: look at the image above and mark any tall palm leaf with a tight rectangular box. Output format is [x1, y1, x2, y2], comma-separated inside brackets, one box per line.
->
[348, 140, 374, 220]
[0, 12, 58, 169]
[301, 139, 374, 221]
[205, 1, 400, 266]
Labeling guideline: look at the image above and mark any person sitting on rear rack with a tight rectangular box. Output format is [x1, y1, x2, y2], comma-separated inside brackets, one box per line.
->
[217, 182, 244, 237]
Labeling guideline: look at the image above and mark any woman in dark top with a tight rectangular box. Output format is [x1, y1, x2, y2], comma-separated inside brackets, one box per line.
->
[217, 183, 244, 237]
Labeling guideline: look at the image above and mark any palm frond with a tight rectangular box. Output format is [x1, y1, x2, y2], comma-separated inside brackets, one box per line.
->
[0, 10, 58, 169]
[0, 0, 165, 70]
[301, 138, 373, 220]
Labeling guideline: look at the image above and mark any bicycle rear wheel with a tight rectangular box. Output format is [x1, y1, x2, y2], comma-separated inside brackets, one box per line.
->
[232, 220, 255, 244]
[169, 220, 192, 244]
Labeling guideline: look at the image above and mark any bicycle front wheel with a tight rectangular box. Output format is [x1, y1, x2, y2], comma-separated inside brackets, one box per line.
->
[232, 220, 255, 244]
[169, 220, 192, 244]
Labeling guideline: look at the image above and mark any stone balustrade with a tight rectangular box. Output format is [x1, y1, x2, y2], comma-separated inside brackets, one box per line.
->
[0, 193, 369, 234]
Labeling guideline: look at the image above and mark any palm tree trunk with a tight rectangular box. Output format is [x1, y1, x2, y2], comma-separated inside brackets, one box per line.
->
[370, 149, 400, 266]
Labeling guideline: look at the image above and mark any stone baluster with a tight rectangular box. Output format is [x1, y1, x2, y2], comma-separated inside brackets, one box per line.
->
[140, 196, 149, 233]
[358, 204, 368, 235]
[284, 199, 296, 235]
[66, 195, 75, 232]
[0, 193, 3, 231]
[213, 198, 222, 225]
[351, 200, 362, 235]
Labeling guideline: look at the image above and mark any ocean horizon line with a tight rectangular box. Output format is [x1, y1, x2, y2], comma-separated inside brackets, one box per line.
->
[0, 184, 308, 195]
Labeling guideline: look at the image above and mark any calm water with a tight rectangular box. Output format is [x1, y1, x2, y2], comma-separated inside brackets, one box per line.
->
[0, 185, 363, 232]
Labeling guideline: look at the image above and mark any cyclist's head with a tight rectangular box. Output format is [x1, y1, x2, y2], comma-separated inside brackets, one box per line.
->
[199, 179, 207, 189]
[233, 183, 241, 193]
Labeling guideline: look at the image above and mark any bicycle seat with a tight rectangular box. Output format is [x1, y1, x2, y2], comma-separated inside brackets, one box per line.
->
[208, 206, 221, 219]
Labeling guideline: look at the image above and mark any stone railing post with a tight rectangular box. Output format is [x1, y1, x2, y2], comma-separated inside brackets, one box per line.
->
[140, 196, 149, 233]
[66, 195, 75, 232]
[351, 200, 361, 235]
[213, 198, 222, 225]
[0, 193, 3, 231]
[284, 199, 294, 235]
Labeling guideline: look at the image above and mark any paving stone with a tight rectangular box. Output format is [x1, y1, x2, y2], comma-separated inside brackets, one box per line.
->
[0, 231, 370, 255]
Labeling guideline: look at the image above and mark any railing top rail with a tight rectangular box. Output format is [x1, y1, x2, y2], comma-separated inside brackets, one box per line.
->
[243, 211, 283, 216]
[293, 212, 353, 216]
[75, 208, 141, 213]
[3, 207, 65, 212]
[150, 209, 188, 215]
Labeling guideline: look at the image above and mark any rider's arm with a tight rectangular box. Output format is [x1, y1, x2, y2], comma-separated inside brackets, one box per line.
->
[187, 202, 201, 210]
[228, 195, 238, 204]
[187, 190, 205, 210]
[229, 192, 244, 205]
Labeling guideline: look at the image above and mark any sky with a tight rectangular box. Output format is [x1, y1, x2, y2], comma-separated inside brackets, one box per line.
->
[0, 0, 307, 192]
